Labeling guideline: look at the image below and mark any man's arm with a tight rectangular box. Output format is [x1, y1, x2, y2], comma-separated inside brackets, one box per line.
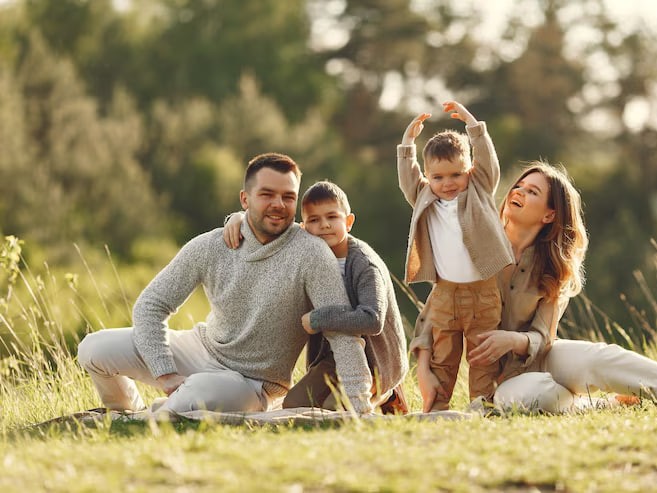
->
[132, 233, 210, 381]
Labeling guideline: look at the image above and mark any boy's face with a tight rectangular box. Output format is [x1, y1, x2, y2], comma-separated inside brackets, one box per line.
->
[424, 157, 471, 201]
[301, 200, 355, 258]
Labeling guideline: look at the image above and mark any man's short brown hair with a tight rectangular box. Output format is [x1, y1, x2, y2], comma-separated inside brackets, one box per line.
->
[244, 153, 302, 190]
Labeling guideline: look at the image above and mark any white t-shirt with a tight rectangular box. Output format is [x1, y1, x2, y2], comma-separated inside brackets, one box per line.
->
[426, 198, 482, 283]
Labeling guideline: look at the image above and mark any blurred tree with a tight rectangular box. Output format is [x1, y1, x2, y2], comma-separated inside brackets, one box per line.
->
[0, 31, 164, 260]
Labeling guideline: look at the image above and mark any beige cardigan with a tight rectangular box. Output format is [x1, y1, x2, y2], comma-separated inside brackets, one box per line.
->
[396, 121, 514, 285]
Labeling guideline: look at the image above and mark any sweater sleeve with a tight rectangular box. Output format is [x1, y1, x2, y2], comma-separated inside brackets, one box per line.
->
[522, 295, 570, 367]
[466, 121, 500, 194]
[309, 263, 387, 336]
[132, 233, 210, 378]
[302, 241, 351, 309]
[397, 144, 426, 207]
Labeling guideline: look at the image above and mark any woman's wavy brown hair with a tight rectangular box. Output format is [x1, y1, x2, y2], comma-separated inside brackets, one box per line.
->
[501, 162, 588, 300]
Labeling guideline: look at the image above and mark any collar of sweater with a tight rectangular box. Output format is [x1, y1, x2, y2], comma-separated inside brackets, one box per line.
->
[239, 220, 301, 262]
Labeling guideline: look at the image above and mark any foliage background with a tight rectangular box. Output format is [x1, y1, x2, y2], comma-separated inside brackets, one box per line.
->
[1, 0, 657, 348]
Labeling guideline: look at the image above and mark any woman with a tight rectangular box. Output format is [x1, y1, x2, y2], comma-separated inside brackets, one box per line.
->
[414, 162, 657, 413]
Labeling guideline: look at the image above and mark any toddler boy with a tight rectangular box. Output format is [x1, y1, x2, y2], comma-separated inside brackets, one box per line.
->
[399, 101, 514, 410]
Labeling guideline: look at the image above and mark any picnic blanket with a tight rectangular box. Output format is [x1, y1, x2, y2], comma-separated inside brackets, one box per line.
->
[31, 407, 472, 429]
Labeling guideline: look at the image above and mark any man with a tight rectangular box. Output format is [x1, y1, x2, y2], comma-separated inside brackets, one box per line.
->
[78, 153, 373, 414]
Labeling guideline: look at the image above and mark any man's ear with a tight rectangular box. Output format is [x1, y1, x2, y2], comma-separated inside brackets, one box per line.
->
[239, 190, 248, 210]
[542, 209, 556, 224]
[346, 213, 356, 232]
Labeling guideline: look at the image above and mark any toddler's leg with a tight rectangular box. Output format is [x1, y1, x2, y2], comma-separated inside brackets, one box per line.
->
[544, 339, 657, 398]
[466, 282, 502, 401]
[324, 332, 373, 413]
[430, 327, 463, 410]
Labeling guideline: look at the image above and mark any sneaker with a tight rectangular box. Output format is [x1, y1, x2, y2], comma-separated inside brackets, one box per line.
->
[380, 384, 409, 415]
[614, 394, 641, 406]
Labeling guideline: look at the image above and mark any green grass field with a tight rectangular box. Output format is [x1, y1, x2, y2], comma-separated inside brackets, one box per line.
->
[3, 237, 657, 492]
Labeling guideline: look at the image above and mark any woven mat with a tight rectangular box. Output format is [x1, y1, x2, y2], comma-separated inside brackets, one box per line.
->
[31, 407, 471, 429]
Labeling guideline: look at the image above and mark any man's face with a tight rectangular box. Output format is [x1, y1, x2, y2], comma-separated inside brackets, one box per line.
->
[240, 167, 300, 244]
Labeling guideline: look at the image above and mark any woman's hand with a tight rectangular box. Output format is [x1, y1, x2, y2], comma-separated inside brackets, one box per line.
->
[469, 330, 529, 367]
[222, 212, 244, 248]
[401, 113, 431, 146]
[416, 349, 445, 412]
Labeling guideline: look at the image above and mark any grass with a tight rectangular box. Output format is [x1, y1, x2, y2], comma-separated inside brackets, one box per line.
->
[3, 236, 657, 492]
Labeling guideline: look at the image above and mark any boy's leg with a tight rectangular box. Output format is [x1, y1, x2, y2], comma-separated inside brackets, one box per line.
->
[282, 354, 336, 409]
[466, 280, 502, 401]
[324, 332, 373, 413]
[428, 282, 461, 410]
[77, 326, 212, 411]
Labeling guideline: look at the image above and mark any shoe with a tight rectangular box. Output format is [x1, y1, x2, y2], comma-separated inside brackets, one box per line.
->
[614, 394, 641, 406]
[380, 384, 409, 415]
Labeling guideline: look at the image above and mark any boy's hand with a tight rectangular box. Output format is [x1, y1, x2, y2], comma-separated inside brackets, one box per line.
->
[402, 113, 431, 145]
[442, 101, 477, 127]
[301, 312, 318, 334]
[222, 213, 244, 248]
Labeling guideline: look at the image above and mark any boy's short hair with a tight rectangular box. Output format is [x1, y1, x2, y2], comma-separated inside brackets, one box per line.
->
[301, 180, 351, 215]
[422, 130, 472, 169]
[244, 153, 302, 190]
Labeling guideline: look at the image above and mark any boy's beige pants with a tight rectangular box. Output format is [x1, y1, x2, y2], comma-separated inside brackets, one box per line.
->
[494, 339, 657, 413]
[428, 276, 502, 410]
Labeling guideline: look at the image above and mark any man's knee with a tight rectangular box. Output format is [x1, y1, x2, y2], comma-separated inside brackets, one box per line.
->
[77, 332, 100, 370]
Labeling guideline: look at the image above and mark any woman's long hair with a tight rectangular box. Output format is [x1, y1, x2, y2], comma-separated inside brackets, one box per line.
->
[502, 162, 589, 300]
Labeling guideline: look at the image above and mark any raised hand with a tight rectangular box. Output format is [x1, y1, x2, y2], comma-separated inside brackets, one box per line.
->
[442, 101, 477, 126]
[402, 113, 431, 145]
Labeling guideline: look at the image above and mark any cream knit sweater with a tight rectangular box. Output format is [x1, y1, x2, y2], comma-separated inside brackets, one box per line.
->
[132, 221, 371, 404]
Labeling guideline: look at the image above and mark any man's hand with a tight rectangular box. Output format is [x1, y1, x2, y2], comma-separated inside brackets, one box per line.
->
[442, 101, 477, 127]
[301, 312, 318, 334]
[402, 113, 431, 146]
[157, 373, 186, 396]
[222, 212, 244, 249]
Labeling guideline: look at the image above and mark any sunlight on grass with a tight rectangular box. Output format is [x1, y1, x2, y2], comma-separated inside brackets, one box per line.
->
[3, 236, 657, 492]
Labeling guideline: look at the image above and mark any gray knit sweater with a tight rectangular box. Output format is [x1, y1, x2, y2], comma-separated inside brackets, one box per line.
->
[308, 236, 409, 394]
[132, 221, 352, 398]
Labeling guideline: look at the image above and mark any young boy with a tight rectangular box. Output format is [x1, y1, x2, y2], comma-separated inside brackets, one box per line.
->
[398, 101, 514, 411]
[224, 181, 409, 413]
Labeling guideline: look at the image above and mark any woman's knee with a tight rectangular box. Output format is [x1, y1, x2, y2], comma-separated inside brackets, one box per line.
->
[494, 372, 574, 414]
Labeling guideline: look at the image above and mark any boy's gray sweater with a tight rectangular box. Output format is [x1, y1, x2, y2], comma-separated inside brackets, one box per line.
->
[132, 222, 352, 398]
[309, 236, 409, 394]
